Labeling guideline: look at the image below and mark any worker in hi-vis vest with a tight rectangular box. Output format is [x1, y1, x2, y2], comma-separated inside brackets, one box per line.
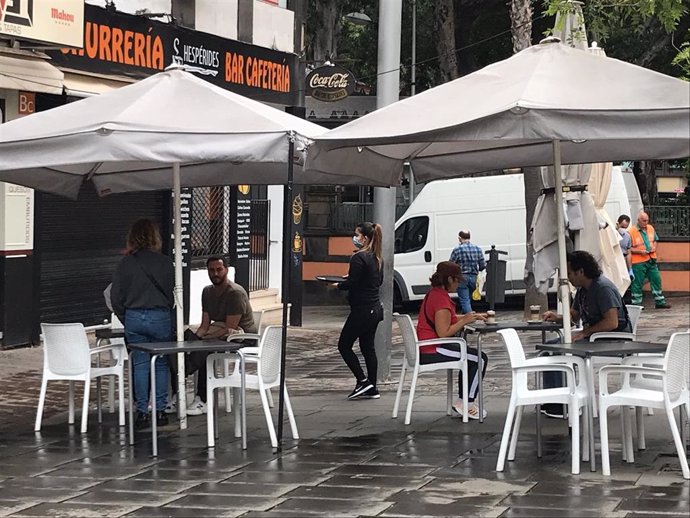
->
[627, 211, 672, 309]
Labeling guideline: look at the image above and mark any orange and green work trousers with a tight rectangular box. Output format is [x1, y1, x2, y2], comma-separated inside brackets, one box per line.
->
[631, 259, 666, 306]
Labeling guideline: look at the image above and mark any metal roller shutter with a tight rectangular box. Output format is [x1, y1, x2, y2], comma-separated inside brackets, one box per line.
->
[36, 184, 167, 325]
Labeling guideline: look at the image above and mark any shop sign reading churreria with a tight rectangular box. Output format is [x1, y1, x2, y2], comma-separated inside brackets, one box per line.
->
[47, 4, 297, 105]
[306, 64, 355, 102]
[0, 0, 83, 47]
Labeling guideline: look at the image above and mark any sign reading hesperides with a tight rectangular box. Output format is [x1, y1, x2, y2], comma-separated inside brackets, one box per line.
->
[0, 0, 84, 48]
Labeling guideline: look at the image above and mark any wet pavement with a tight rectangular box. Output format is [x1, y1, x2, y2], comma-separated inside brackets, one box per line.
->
[0, 295, 689, 517]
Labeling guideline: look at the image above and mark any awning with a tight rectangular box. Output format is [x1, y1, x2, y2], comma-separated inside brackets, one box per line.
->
[62, 70, 135, 97]
[0, 51, 63, 95]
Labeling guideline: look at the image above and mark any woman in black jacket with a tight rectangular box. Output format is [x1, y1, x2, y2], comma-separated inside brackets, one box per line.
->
[336, 222, 384, 400]
[111, 219, 174, 429]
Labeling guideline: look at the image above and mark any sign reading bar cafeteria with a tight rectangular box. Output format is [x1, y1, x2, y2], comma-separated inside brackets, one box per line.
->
[306, 64, 355, 102]
[46, 4, 298, 106]
[0, 0, 83, 47]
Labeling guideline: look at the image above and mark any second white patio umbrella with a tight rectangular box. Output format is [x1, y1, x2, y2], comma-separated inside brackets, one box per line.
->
[306, 39, 690, 342]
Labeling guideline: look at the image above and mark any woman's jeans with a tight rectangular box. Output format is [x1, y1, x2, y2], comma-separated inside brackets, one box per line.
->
[338, 304, 384, 385]
[125, 308, 171, 414]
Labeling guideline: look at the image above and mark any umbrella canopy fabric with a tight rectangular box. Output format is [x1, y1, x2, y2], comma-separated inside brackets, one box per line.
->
[0, 67, 326, 198]
[305, 40, 690, 184]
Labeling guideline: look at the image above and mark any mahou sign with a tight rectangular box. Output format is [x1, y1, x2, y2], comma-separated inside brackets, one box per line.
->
[306, 64, 355, 102]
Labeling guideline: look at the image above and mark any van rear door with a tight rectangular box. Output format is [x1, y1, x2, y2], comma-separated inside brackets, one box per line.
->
[394, 214, 435, 301]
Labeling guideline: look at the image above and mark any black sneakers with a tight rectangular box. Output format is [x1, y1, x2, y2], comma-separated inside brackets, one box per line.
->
[134, 412, 151, 430]
[360, 386, 380, 399]
[347, 379, 374, 400]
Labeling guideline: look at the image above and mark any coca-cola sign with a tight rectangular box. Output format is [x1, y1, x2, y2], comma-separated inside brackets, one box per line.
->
[306, 64, 355, 102]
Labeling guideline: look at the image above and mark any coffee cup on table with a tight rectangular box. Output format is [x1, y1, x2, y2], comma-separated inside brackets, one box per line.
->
[529, 305, 541, 321]
[486, 310, 496, 324]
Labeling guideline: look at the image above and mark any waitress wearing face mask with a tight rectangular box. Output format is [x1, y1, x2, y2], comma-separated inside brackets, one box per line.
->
[336, 222, 384, 400]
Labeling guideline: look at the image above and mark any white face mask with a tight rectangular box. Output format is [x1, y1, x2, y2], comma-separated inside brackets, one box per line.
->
[353, 235, 364, 249]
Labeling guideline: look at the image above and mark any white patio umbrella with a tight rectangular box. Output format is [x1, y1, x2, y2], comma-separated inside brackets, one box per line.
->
[306, 39, 690, 342]
[529, 2, 630, 298]
[0, 66, 326, 432]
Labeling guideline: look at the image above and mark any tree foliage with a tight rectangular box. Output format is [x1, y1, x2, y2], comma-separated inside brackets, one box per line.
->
[304, 0, 689, 90]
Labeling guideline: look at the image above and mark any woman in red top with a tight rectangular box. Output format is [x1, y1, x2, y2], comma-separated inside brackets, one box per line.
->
[417, 261, 488, 419]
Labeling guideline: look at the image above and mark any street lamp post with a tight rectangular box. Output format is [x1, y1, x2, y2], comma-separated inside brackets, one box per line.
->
[408, 0, 417, 203]
[373, 0, 402, 383]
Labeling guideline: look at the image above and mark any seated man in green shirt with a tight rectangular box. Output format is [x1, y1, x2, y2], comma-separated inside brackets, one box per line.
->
[186, 256, 257, 416]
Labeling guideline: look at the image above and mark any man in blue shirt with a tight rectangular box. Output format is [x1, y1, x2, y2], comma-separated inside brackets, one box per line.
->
[449, 230, 486, 314]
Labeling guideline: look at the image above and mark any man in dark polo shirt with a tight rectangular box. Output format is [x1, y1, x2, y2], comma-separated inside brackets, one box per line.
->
[541, 250, 631, 417]
[185, 256, 257, 415]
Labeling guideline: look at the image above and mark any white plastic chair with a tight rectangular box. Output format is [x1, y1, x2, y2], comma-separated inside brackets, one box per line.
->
[206, 325, 299, 449]
[392, 313, 469, 424]
[598, 331, 690, 479]
[496, 328, 590, 475]
[221, 309, 266, 412]
[36, 323, 127, 433]
[588, 305, 644, 418]
[96, 313, 127, 416]
[589, 305, 643, 342]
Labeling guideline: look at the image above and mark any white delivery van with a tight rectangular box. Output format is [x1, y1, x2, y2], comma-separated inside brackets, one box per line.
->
[393, 167, 633, 305]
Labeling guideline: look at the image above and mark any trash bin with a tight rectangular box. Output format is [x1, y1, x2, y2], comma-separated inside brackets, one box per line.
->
[485, 245, 508, 310]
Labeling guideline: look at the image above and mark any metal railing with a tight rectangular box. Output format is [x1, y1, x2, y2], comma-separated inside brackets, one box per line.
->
[645, 205, 690, 239]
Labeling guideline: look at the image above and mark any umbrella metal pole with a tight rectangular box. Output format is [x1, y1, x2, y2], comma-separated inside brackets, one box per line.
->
[277, 137, 295, 452]
[552, 141, 572, 343]
[173, 162, 188, 429]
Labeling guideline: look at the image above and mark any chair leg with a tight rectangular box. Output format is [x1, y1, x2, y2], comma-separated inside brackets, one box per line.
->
[570, 400, 580, 475]
[392, 362, 406, 419]
[34, 377, 48, 432]
[404, 367, 419, 425]
[446, 370, 452, 416]
[636, 407, 646, 450]
[283, 387, 299, 440]
[620, 406, 627, 462]
[233, 388, 241, 438]
[207, 385, 215, 448]
[68, 381, 75, 424]
[461, 360, 469, 424]
[665, 405, 690, 480]
[266, 388, 274, 408]
[259, 384, 278, 449]
[224, 358, 232, 413]
[118, 372, 125, 427]
[600, 402, 611, 476]
[80, 379, 91, 434]
[508, 405, 523, 461]
[582, 403, 590, 463]
[496, 399, 516, 472]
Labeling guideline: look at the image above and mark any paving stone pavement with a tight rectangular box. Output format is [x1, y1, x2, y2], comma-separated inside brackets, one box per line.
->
[0, 296, 688, 517]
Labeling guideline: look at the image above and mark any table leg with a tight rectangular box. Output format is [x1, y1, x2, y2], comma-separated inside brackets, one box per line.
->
[477, 334, 484, 423]
[128, 354, 134, 446]
[151, 354, 158, 457]
[585, 357, 596, 472]
[240, 352, 247, 450]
